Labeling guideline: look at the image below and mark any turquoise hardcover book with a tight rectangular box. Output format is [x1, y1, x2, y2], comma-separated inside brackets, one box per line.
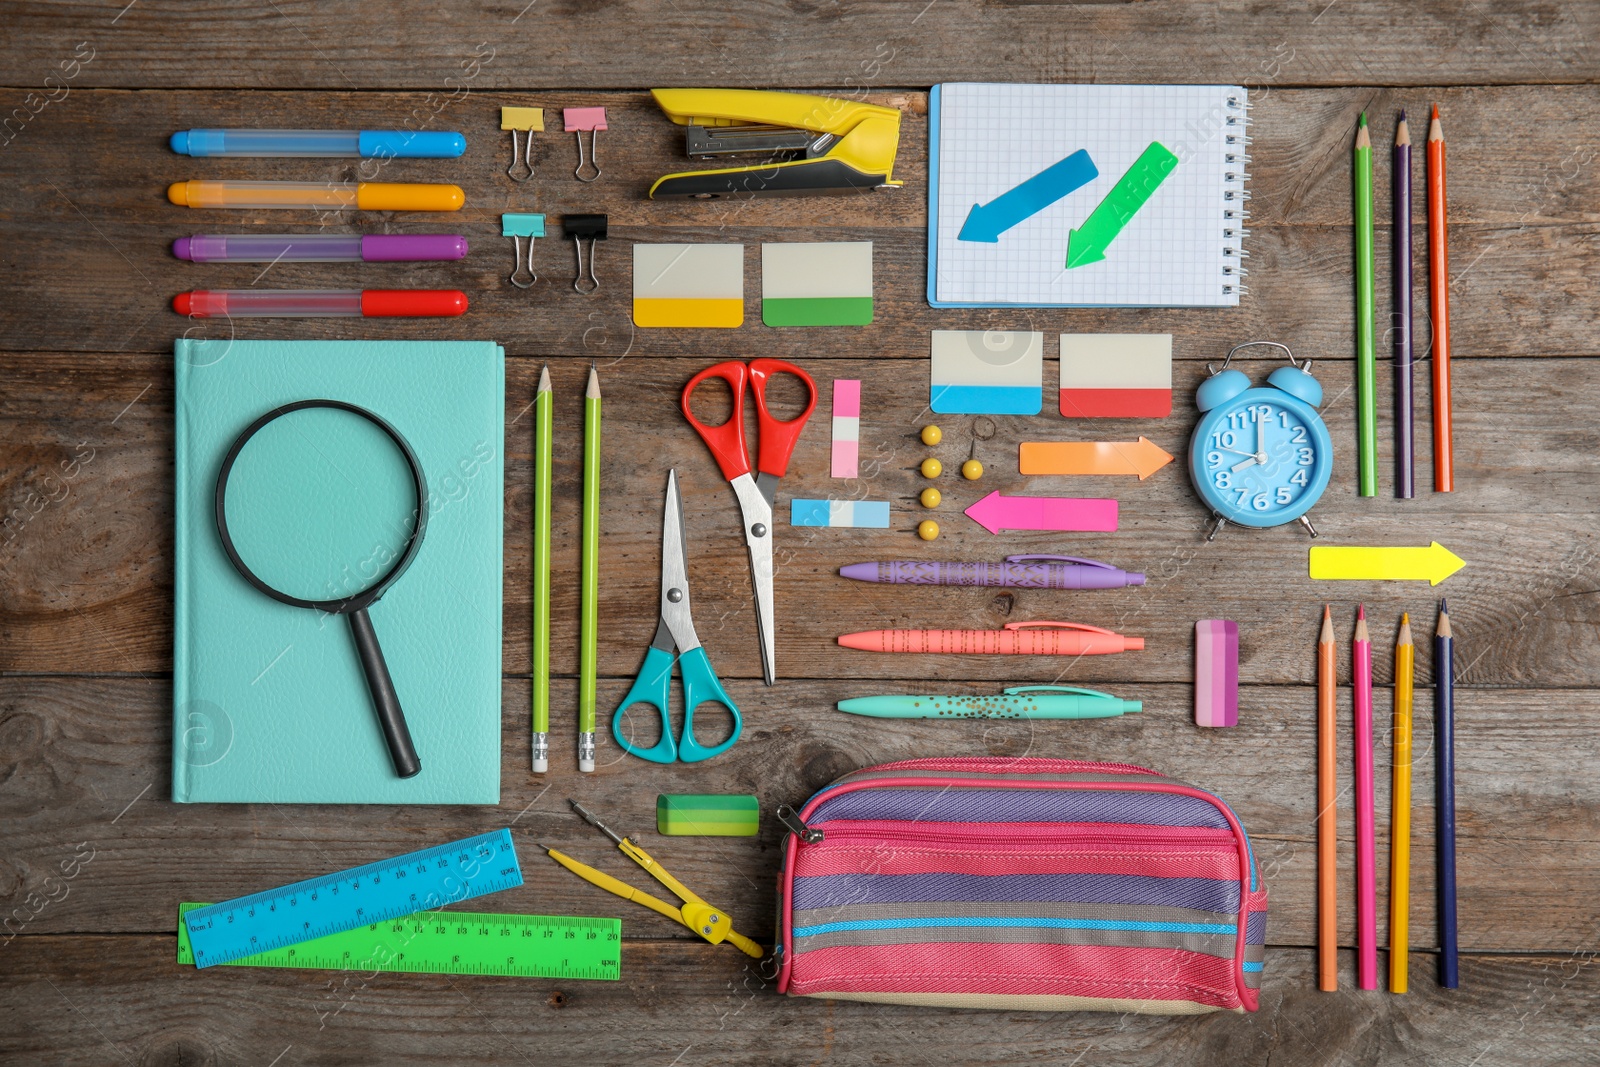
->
[173, 339, 504, 804]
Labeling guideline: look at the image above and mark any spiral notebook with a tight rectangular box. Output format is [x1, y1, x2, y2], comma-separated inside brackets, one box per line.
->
[927, 83, 1251, 308]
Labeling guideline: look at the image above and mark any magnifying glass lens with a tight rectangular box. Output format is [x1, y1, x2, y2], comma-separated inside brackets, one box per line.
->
[222, 406, 421, 603]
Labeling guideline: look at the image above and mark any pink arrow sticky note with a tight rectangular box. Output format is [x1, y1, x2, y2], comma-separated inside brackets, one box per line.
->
[963, 490, 1119, 534]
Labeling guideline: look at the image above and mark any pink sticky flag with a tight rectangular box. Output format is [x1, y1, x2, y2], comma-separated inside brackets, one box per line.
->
[831, 379, 861, 478]
[1194, 619, 1239, 727]
[563, 107, 608, 131]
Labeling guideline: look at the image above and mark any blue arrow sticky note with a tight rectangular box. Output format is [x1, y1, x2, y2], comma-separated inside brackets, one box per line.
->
[958, 150, 1098, 243]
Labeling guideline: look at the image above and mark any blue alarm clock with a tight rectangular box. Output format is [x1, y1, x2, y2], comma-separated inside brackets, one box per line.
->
[1188, 341, 1333, 539]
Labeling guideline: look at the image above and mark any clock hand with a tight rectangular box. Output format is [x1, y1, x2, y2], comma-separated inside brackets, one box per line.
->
[1231, 455, 1261, 473]
[1215, 447, 1257, 459]
[1256, 412, 1267, 458]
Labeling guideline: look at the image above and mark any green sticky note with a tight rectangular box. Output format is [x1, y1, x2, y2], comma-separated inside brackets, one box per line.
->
[656, 794, 759, 836]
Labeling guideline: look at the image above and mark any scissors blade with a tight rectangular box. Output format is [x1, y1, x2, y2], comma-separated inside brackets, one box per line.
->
[727, 472, 776, 686]
[659, 470, 700, 653]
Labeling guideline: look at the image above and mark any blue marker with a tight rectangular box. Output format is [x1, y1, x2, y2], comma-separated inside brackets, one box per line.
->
[170, 128, 465, 158]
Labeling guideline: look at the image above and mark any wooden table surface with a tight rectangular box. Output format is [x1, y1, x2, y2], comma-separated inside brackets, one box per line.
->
[3, 3, 1598, 1064]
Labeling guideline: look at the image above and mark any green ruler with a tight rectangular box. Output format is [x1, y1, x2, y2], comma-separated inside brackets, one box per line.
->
[177, 902, 621, 980]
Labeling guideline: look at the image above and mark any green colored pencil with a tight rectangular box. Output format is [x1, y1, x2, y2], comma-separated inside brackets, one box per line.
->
[578, 364, 601, 772]
[1354, 112, 1377, 497]
[531, 364, 553, 773]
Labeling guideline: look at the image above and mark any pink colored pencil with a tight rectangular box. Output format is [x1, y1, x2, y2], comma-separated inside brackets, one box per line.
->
[1353, 606, 1377, 989]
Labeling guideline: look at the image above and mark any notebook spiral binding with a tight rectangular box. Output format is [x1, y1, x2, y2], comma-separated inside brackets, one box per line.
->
[1222, 92, 1253, 299]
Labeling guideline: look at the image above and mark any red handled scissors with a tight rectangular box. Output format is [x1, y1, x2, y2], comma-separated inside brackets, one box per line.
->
[681, 359, 817, 686]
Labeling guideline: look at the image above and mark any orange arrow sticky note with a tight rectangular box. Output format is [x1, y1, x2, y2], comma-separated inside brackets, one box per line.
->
[1019, 437, 1174, 480]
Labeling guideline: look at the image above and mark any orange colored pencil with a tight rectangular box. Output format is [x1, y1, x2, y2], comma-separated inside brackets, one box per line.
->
[1428, 105, 1453, 492]
[1317, 605, 1338, 990]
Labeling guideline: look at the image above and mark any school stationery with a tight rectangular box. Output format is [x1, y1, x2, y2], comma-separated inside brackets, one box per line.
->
[551, 801, 763, 958]
[838, 620, 1144, 656]
[838, 685, 1141, 720]
[1187, 342, 1332, 540]
[167, 180, 465, 211]
[839, 556, 1144, 588]
[776, 757, 1268, 1012]
[1316, 605, 1338, 992]
[1308, 542, 1465, 585]
[917, 520, 939, 541]
[647, 89, 903, 199]
[177, 903, 620, 980]
[1353, 606, 1377, 990]
[632, 243, 744, 328]
[929, 330, 1043, 415]
[169, 128, 465, 157]
[172, 289, 467, 318]
[502, 213, 545, 289]
[174, 339, 503, 804]
[657, 795, 760, 837]
[1059, 334, 1173, 418]
[762, 242, 874, 326]
[790, 499, 890, 529]
[1353, 114, 1378, 497]
[564, 107, 607, 181]
[1428, 106, 1455, 492]
[172, 233, 468, 263]
[579, 365, 601, 773]
[214, 400, 428, 779]
[963, 490, 1118, 534]
[682, 359, 817, 686]
[532, 365, 553, 773]
[928, 84, 1252, 308]
[564, 214, 607, 293]
[1194, 620, 1239, 728]
[1435, 600, 1459, 986]
[1019, 437, 1174, 480]
[1393, 115, 1416, 499]
[612, 471, 741, 764]
[830, 379, 861, 477]
[1391, 613, 1414, 993]
[183, 829, 521, 968]
[501, 106, 544, 182]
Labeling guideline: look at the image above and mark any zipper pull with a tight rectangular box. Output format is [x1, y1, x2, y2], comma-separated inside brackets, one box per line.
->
[775, 805, 823, 843]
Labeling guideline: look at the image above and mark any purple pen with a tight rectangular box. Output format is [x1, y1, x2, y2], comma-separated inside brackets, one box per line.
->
[839, 555, 1144, 589]
[172, 233, 469, 263]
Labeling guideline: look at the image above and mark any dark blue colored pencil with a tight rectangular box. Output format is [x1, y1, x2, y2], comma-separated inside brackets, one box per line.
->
[1435, 599, 1458, 987]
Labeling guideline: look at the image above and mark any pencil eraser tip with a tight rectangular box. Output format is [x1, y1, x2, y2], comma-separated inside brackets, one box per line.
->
[172, 292, 192, 315]
[532, 759, 548, 773]
[171, 236, 193, 260]
[578, 760, 595, 773]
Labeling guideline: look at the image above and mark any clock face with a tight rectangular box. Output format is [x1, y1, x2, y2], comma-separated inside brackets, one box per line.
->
[1189, 389, 1333, 528]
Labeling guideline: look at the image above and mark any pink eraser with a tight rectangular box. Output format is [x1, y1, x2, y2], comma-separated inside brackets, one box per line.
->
[563, 107, 608, 131]
[1194, 619, 1239, 727]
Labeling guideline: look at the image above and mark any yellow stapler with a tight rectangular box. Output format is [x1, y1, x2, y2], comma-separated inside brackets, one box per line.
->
[647, 89, 904, 199]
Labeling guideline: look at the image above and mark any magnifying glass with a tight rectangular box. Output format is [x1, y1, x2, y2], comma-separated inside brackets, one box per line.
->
[215, 399, 428, 778]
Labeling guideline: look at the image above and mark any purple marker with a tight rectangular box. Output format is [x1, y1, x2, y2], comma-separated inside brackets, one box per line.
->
[172, 233, 468, 263]
[838, 554, 1144, 589]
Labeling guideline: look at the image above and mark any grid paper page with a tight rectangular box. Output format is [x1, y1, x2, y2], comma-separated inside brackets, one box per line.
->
[934, 84, 1247, 307]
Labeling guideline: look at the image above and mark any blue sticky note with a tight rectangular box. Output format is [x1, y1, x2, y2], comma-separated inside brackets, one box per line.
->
[790, 499, 891, 528]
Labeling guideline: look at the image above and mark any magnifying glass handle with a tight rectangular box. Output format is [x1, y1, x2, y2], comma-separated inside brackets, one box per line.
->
[348, 607, 422, 778]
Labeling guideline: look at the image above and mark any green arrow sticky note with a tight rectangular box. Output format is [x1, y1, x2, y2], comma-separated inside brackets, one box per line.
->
[1065, 141, 1180, 269]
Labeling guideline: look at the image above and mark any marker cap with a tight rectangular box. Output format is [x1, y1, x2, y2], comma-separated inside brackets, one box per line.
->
[360, 289, 468, 317]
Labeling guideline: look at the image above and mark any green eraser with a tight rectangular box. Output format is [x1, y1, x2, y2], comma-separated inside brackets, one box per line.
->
[656, 794, 759, 837]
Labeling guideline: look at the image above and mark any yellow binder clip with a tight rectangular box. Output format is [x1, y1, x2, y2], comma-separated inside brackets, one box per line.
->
[647, 88, 903, 200]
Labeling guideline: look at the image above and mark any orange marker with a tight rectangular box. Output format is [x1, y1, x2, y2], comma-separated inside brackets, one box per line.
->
[1018, 437, 1174, 479]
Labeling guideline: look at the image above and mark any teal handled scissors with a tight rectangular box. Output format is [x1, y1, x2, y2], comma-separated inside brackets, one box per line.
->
[612, 469, 741, 763]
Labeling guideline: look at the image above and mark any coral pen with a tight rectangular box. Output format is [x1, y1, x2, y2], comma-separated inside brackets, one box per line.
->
[172, 289, 467, 318]
[1353, 605, 1377, 990]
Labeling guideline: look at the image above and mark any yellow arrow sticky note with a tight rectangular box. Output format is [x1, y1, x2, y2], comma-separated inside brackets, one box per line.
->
[1308, 542, 1466, 586]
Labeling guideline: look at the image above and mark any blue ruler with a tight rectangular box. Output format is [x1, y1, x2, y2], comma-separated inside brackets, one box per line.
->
[184, 829, 523, 969]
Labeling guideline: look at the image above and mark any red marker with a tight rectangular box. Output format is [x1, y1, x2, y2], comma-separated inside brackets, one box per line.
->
[173, 289, 467, 318]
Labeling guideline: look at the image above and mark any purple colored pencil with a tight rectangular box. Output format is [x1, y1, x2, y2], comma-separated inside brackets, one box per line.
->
[838, 555, 1144, 589]
[1394, 113, 1415, 499]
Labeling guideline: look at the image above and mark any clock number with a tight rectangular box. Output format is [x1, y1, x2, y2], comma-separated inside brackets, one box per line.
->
[1290, 468, 1308, 486]
[1214, 471, 1232, 489]
[1207, 450, 1225, 469]
[1279, 412, 1292, 428]
[1220, 431, 1238, 448]
[1252, 492, 1271, 511]
[1291, 426, 1308, 445]
[1297, 447, 1314, 466]
[1234, 487, 1250, 506]
[1277, 486, 1293, 504]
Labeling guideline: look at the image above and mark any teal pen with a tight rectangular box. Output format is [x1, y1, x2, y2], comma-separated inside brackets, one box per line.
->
[837, 685, 1141, 720]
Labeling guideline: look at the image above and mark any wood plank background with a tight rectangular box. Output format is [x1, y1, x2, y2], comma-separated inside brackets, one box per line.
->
[2, 2, 1598, 1064]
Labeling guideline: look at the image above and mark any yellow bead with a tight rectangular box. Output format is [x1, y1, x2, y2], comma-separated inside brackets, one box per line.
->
[920, 425, 943, 446]
[917, 520, 940, 541]
[920, 458, 942, 479]
[961, 459, 983, 480]
[919, 487, 941, 509]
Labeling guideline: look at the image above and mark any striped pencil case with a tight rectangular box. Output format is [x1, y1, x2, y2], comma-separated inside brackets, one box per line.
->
[774, 757, 1266, 1014]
